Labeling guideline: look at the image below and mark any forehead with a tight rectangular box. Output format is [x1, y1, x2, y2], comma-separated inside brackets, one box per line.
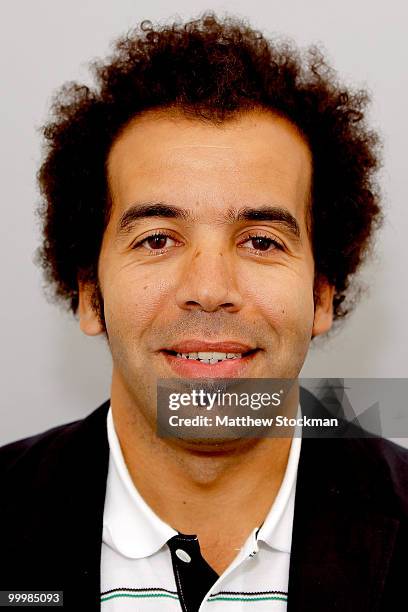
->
[107, 109, 312, 221]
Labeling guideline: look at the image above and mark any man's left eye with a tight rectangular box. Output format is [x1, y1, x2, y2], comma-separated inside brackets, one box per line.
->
[241, 236, 282, 252]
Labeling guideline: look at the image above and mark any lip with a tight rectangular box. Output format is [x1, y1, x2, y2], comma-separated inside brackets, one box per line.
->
[163, 340, 255, 353]
[161, 348, 260, 378]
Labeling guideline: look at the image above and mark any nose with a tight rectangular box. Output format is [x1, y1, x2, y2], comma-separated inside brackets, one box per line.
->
[175, 247, 244, 313]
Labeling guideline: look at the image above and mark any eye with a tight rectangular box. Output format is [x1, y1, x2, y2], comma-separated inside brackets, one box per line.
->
[239, 233, 284, 253]
[132, 231, 179, 253]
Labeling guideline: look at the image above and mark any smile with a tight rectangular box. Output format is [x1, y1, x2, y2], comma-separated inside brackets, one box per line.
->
[160, 345, 260, 377]
[170, 350, 254, 363]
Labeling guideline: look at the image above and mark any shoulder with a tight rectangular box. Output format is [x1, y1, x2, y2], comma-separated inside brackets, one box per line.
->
[299, 385, 408, 515]
[0, 402, 111, 589]
[0, 419, 82, 469]
[300, 434, 408, 520]
[345, 436, 408, 507]
[0, 400, 110, 485]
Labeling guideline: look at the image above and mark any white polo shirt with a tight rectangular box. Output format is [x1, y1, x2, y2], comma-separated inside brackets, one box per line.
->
[101, 407, 301, 611]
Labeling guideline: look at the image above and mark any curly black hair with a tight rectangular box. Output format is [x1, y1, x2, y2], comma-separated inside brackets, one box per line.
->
[37, 13, 382, 324]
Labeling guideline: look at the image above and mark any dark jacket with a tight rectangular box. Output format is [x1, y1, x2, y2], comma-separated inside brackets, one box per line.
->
[0, 391, 407, 611]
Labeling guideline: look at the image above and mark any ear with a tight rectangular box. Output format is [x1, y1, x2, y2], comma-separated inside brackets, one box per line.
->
[77, 280, 105, 336]
[312, 278, 335, 338]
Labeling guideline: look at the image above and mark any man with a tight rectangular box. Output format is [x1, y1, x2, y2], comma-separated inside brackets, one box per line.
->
[0, 14, 406, 612]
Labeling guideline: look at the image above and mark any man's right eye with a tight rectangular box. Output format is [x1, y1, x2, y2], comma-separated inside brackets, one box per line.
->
[132, 231, 179, 254]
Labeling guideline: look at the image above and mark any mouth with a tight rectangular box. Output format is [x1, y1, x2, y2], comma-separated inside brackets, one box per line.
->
[163, 348, 257, 363]
[159, 342, 260, 378]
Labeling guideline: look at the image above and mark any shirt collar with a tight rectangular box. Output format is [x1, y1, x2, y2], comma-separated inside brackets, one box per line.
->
[103, 404, 301, 559]
[256, 419, 302, 553]
[103, 407, 177, 559]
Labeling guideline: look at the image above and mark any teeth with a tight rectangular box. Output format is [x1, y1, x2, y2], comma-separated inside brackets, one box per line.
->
[175, 351, 243, 362]
[197, 352, 218, 360]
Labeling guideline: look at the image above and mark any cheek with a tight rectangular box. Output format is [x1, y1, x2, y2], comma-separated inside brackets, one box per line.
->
[239, 265, 315, 332]
[103, 268, 173, 334]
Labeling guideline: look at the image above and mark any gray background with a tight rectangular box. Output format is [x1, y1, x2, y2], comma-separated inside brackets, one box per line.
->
[1, 0, 407, 446]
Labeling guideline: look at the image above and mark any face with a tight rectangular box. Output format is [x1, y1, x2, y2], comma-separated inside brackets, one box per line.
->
[79, 109, 333, 422]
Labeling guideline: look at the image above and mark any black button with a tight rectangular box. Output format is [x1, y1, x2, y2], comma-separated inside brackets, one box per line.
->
[168, 533, 219, 612]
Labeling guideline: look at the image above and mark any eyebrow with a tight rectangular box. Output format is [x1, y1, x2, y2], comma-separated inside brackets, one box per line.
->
[117, 202, 301, 240]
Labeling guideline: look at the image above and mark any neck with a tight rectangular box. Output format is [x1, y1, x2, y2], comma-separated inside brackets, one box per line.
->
[110, 374, 296, 573]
